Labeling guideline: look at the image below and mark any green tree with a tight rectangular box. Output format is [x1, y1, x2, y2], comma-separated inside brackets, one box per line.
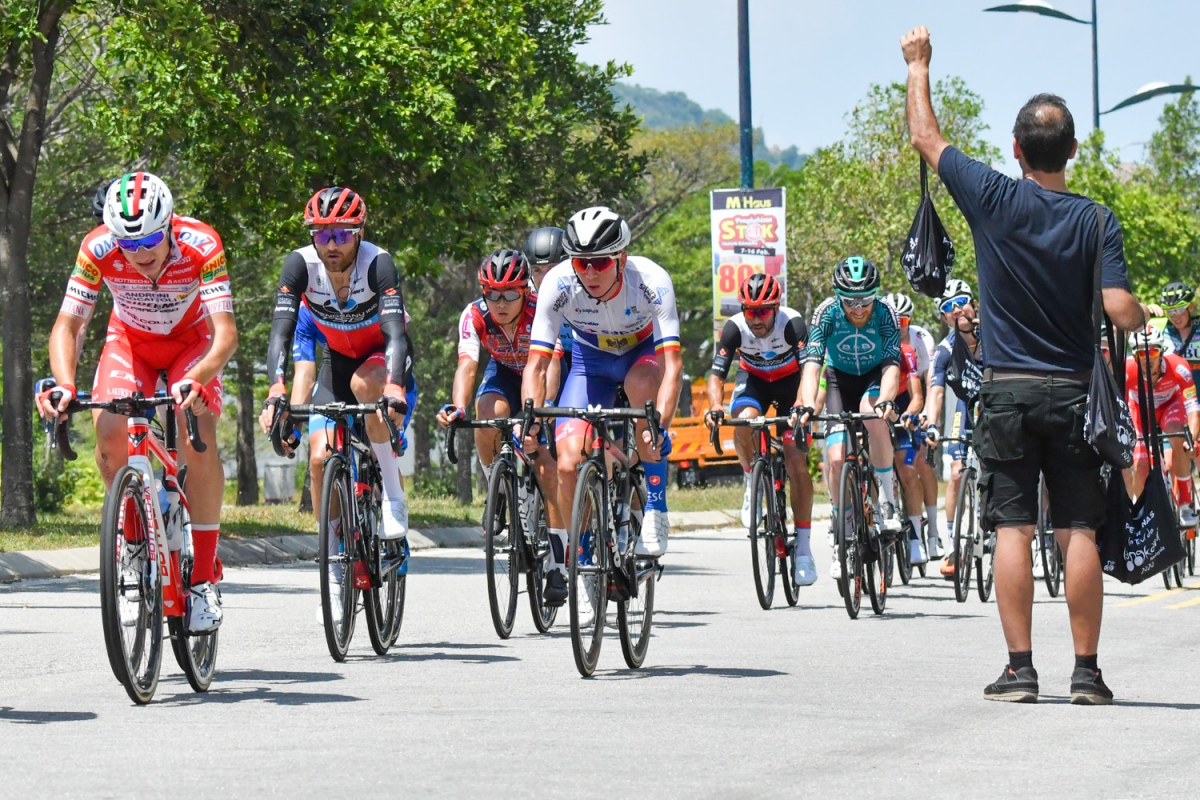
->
[1147, 80, 1200, 213]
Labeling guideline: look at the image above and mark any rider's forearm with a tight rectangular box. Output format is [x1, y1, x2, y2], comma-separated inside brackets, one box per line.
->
[49, 313, 85, 386]
[656, 349, 684, 426]
[877, 365, 900, 404]
[799, 362, 820, 409]
[905, 377, 924, 415]
[925, 386, 945, 426]
[291, 361, 317, 404]
[546, 356, 562, 402]
[706, 373, 725, 415]
[451, 360, 477, 412]
[522, 352, 551, 408]
[184, 313, 238, 385]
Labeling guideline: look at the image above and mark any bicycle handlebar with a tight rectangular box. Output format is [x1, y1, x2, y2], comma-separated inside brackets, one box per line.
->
[43, 387, 204, 461]
[531, 401, 661, 453]
[710, 416, 799, 456]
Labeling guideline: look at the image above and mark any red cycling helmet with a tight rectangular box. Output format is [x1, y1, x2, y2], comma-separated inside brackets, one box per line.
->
[479, 249, 530, 290]
[304, 187, 366, 226]
[738, 273, 782, 308]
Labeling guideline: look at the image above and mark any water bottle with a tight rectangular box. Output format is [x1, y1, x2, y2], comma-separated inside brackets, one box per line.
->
[615, 501, 630, 554]
[164, 482, 182, 551]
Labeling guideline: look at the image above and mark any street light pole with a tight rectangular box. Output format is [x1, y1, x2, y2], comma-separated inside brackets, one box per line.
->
[1090, 0, 1099, 131]
[737, 0, 753, 190]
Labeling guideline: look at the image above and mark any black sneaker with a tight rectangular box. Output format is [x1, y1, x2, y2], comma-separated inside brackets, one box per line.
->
[544, 570, 568, 608]
[1070, 667, 1114, 705]
[983, 665, 1039, 703]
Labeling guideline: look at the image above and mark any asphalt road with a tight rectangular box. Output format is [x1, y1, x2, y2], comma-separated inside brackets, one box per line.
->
[2, 525, 1198, 798]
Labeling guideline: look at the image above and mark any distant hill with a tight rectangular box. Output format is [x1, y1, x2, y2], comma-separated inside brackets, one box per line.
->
[613, 82, 807, 171]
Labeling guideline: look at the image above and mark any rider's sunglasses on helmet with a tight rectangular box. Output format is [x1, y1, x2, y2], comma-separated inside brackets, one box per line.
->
[571, 255, 618, 274]
[1166, 302, 1192, 314]
[939, 295, 970, 315]
[310, 227, 361, 246]
[115, 230, 168, 252]
[840, 294, 876, 310]
[742, 305, 777, 320]
[484, 289, 524, 303]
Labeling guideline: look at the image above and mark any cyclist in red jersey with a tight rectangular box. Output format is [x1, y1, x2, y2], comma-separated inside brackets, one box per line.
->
[1125, 327, 1200, 524]
[37, 171, 238, 632]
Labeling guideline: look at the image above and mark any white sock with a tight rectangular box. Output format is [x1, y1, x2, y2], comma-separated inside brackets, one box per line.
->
[372, 442, 405, 502]
[549, 527, 569, 576]
[876, 467, 895, 506]
[926, 504, 939, 535]
[481, 459, 495, 487]
[909, 516, 923, 540]
[794, 527, 812, 556]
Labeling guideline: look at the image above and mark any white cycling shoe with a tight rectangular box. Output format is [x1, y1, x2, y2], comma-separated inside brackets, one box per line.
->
[740, 476, 753, 528]
[380, 494, 409, 541]
[1180, 503, 1198, 528]
[793, 554, 817, 586]
[188, 582, 222, 633]
[636, 509, 669, 556]
[909, 536, 929, 565]
[927, 534, 943, 560]
[879, 501, 903, 534]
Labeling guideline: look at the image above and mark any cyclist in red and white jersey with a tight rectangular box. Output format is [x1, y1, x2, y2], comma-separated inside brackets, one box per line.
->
[522, 207, 683, 563]
[37, 171, 238, 632]
[1125, 326, 1200, 524]
[260, 188, 411, 599]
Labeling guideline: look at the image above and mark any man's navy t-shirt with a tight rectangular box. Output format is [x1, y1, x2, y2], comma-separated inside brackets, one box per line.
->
[937, 146, 1131, 373]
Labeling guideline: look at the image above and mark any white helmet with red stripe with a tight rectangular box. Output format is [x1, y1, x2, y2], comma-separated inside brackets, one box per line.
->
[103, 171, 174, 238]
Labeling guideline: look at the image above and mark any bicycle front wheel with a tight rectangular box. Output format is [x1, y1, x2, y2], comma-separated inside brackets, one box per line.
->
[569, 461, 608, 677]
[1036, 476, 1061, 597]
[835, 461, 863, 619]
[483, 460, 520, 639]
[748, 459, 776, 609]
[895, 480, 913, 586]
[526, 484, 557, 633]
[319, 457, 358, 661]
[977, 528, 996, 602]
[100, 465, 163, 705]
[952, 469, 976, 603]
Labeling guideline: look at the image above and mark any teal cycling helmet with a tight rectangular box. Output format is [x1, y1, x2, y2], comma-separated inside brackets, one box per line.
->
[832, 256, 880, 296]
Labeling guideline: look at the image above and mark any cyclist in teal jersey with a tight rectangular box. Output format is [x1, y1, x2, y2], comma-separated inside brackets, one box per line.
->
[793, 257, 903, 579]
[1155, 282, 1200, 382]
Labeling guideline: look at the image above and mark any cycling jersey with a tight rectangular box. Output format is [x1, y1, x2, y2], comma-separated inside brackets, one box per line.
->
[1125, 354, 1199, 414]
[1164, 317, 1200, 378]
[62, 216, 232, 335]
[710, 307, 808, 381]
[267, 239, 408, 387]
[899, 343, 919, 386]
[530, 256, 681, 358]
[805, 297, 901, 375]
[908, 324, 935, 376]
[457, 296, 549, 372]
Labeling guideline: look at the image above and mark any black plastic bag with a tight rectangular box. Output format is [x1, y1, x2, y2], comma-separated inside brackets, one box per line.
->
[1097, 357, 1184, 584]
[900, 159, 955, 298]
[944, 330, 982, 407]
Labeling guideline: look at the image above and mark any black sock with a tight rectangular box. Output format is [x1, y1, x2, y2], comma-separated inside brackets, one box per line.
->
[1009, 650, 1034, 671]
[1075, 653, 1098, 671]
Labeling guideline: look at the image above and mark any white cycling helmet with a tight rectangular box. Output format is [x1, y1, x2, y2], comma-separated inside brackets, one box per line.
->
[883, 292, 914, 317]
[562, 206, 631, 257]
[103, 171, 174, 239]
[938, 278, 973, 305]
[1130, 325, 1168, 352]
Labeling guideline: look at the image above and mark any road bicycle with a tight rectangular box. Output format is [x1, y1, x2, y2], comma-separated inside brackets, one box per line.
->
[534, 401, 662, 677]
[40, 380, 215, 704]
[1035, 474, 1063, 597]
[897, 422, 939, 580]
[1157, 430, 1195, 590]
[447, 402, 556, 639]
[944, 431, 996, 603]
[814, 411, 897, 619]
[710, 416, 802, 610]
[270, 398, 406, 661]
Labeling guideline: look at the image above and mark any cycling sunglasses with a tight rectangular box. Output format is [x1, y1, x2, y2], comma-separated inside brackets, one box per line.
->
[840, 294, 876, 310]
[571, 255, 618, 274]
[115, 230, 168, 252]
[1135, 346, 1163, 359]
[939, 295, 971, 315]
[742, 305, 777, 320]
[1165, 303, 1192, 314]
[310, 227, 361, 246]
[483, 289, 524, 303]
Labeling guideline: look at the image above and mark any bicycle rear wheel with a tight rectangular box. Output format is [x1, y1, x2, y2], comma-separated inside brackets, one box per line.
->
[952, 470, 976, 603]
[1187, 533, 1196, 577]
[748, 459, 776, 609]
[895, 480, 913, 586]
[100, 465, 163, 705]
[526, 483, 557, 633]
[865, 524, 888, 615]
[835, 461, 863, 619]
[319, 457, 358, 662]
[569, 461, 609, 677]
[618, 513, 656, 669]
[977, 529, 996, 602]
[365, 494, 406, 655]
[171, 499, 218, 692]
[483, 461, 520, 639]
[1036, 475, 1061, 597]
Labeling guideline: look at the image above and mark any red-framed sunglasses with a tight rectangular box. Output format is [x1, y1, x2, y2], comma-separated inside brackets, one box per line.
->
[742, 306, 777, 320]
[571, 255, 618, 274]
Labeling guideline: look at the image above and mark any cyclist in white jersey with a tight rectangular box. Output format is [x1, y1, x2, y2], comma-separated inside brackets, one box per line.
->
[522, 207, 682, 597]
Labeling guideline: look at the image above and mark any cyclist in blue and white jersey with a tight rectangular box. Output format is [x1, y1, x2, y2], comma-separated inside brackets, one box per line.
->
[921, 278, 983, 575]
[522, 207, 683, 604]
[793, 257, 904, 579]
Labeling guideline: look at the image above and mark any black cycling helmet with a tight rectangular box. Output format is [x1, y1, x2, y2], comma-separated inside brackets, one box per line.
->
[1161, 281, 1194, 310]
[832, 256, 880, 296]
[522, 226, 566, 266]
[91, 178, 117, 223]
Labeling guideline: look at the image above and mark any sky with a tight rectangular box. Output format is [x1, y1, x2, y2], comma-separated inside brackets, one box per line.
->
[576, 0, 1200, 175]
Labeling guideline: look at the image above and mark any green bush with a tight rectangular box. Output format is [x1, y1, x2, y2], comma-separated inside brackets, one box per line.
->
[414, 462, 457, 498]
[33, 451, 76, 513]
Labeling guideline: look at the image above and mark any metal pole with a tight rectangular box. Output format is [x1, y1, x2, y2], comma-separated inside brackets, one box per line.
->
[1091, 0, 1100, 131]
[737, 0, 753, 189]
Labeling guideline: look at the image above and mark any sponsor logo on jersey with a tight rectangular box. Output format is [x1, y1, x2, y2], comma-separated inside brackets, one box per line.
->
[836, 334, 878, 357]
[72, 254, 101, 285]
[200, 252, 227, 283]
[89, 236, 118, 261]
[178, 229, 218, 257]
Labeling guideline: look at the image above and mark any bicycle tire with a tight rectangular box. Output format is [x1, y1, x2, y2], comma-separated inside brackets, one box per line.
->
[1036, 476, 1061, 597]
[568, 461, 608, 677]
[748, 459, 776, 609]
[526, 483, 557, 633]
[952, 469, 976, 603]
[836, 461, 863, 619]
[1187, 534, 1196, 577]
[483, 460, 520, 639]
[1172, 541, 1185, 588]
[100, 465, 163, 705]
[618, 513, 655, 669]
[865, 507, 888, 616]
[170, 501, 218, 692]
[780, 491, 801, 608]
[977, 528, 996, 602]
[365, 487, 406, 656]
[894, 477, 913, 586]
[319, 457, 357, 662]
[916, 516, 928, 578]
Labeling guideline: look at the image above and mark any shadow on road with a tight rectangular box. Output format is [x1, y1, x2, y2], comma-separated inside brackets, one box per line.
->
[1037, 695, 1200, 710]
[0, 706, 98, 724]
[361, 641, 520, 665]
[591, 664, 787, 680]
[215, 668, 344, 685]
[158, 686, 364, 706]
